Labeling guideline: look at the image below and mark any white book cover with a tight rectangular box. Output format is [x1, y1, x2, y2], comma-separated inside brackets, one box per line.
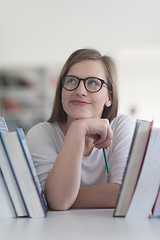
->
[1, 130, 47, 217]
[113, 119, 152, 217]
[126, 128, 160, 218]
[0, 170, 16, 219]
[17, 128, 48, 215]
[0, 134, 28, 217]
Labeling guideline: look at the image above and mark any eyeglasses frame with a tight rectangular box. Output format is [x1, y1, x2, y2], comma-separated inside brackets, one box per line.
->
[61, 75, 110, 93]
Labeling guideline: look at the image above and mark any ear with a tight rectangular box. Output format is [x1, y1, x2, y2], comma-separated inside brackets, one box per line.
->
[105, 95, 112, 107]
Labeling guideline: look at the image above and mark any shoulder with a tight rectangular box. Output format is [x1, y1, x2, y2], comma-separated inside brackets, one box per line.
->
[27, 122, 53, 137]
[110, 114, 136, 141]
[26, 121, 64, 142]
[110, 113, 135, 131]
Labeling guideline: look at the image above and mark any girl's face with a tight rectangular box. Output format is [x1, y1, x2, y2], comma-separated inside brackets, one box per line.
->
[61, 60, 112, 124]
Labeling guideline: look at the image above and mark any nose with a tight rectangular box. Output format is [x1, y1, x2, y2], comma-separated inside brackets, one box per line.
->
[74, 80, 87, 95]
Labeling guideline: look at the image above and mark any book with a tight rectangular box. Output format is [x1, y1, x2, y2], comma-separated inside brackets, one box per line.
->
[126, 127, 160, 218]
[0, 116, 48, 218]
[152, 186, 160, 217]
[113, 119, 153, 217]
[0, 116, 8, 132]
[17, 128, 48, 215]
[0, 168, 16, 219]
[0, 129, 48, 218]
[0, 133, 28, 217]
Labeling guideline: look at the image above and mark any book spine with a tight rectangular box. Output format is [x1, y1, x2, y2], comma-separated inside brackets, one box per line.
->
[0, 168, 17, 218]
[113, 121, 140, 217]
[0, 132, 29, 217]
[152, 186, 160, 216]
[130, 121, 153, 201]
[17, 128, 48, 215]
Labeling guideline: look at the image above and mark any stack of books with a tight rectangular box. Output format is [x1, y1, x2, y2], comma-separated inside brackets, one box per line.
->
[0, 116, 48, 219]
[113, 119, 160, 218]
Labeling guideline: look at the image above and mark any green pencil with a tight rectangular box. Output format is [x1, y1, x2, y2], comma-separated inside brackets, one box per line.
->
[102, 148, 110, 176]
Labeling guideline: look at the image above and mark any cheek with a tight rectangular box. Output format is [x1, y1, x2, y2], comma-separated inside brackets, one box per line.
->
[94, 93, 110, 113]
[96, 92, 108, 105]
[93, 96, 106, 113]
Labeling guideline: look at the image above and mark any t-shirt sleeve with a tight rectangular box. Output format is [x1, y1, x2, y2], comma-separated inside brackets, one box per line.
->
[26, 123, 61, 190]
[108, 115, 136, 184]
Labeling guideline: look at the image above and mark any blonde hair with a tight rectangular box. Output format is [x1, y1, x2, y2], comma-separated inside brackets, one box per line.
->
[48, 48, 118, 123]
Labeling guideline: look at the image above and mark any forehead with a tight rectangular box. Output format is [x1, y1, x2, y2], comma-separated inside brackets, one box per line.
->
[67, 60, 107, 80]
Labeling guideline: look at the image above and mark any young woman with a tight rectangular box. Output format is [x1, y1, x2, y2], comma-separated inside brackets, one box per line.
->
[26, 48, 135, 211]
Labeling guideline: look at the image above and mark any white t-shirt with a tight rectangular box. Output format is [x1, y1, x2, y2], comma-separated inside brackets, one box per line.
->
[26, 114, 135, 190]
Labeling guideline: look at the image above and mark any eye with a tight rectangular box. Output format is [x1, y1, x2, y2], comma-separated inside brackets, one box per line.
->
[65, 76, 77, 85]
[87, 78, 101, 87]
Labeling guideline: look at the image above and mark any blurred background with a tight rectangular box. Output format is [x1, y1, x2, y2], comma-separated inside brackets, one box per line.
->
[0, 0, 160, 133]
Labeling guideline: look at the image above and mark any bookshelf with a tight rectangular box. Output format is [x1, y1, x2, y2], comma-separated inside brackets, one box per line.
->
[0, 67, 55, 133]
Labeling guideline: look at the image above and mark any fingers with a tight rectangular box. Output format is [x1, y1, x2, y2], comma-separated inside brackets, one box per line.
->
[94, 138, 112, 149]
[93, 119, 113, 149]
[82, 118, 113, 149]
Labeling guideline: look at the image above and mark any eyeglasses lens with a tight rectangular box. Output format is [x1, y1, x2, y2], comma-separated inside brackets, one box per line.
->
[62, 76, 103, 93]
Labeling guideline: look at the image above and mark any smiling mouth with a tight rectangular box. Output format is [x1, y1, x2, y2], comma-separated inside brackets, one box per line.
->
[71, 100, 90, 106]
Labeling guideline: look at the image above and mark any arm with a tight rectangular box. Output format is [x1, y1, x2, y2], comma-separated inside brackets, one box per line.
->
[71, 183, 120, 209]
[45, 121, 85, 211]
[45, 118, 113, 211]
[70, 115, 135, 210]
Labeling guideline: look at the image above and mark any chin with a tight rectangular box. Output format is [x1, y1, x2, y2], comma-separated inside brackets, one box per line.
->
[70, 114, 91, 120]
[75, 115, 99, 120]
[74, 116, 90, 120]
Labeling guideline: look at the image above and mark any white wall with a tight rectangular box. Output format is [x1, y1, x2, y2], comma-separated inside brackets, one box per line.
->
[0, 0, 160, 125]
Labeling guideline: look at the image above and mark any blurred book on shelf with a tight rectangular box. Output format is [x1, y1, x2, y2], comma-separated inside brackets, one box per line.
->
[0, 67, 57, 133]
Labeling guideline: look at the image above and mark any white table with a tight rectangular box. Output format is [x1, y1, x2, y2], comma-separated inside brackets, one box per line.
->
[0, 209, 160, 240]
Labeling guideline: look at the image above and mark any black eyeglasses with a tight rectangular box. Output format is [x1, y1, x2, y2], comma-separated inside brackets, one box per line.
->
[61, 75, 110, 93]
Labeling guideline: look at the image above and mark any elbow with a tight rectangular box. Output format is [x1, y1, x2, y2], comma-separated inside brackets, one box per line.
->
[45, 190, 73, 211]
[45, 178, 77, 211]
[47, 199, 72, 211]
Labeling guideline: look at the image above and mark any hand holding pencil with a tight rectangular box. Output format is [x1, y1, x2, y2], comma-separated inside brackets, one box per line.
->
[79, 118, 113, 175]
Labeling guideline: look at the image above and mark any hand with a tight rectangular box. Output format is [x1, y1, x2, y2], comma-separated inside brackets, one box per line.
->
[75, 118, 113, 149]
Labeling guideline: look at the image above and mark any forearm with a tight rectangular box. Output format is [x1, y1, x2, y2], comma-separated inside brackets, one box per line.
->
[71, 183, 120, 209]
[45, 121, 86, 211]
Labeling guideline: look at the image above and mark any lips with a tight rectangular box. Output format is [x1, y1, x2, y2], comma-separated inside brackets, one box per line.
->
[71, 100, 90, 106]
